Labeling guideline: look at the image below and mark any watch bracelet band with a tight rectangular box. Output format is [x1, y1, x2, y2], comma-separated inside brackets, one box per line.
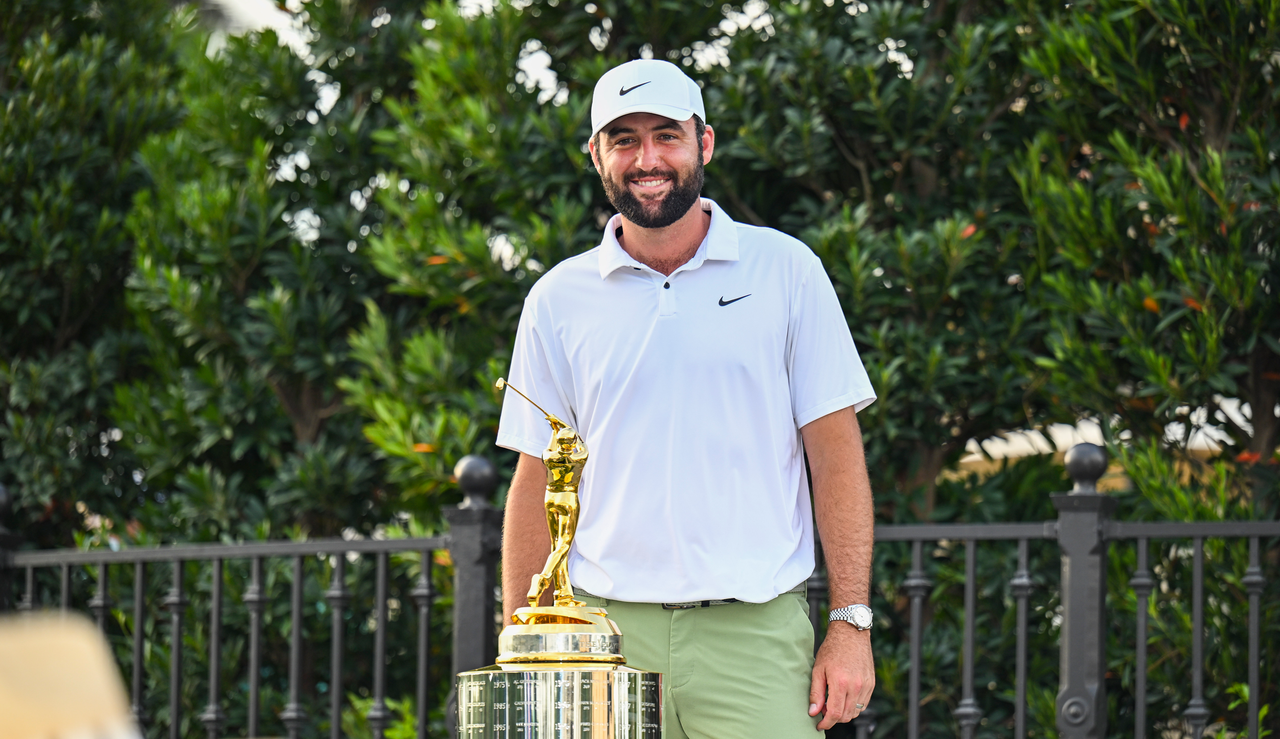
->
[828, 603, 873, 630]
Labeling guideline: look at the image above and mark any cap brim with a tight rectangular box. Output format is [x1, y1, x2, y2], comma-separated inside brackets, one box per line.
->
[591, 103, 697, 139]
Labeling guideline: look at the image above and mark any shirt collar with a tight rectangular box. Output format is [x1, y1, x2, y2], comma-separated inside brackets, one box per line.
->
[597, 197, 740, 279]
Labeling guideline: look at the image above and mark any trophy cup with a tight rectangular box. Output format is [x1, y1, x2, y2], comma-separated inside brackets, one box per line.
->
[454, 379, 663, 738]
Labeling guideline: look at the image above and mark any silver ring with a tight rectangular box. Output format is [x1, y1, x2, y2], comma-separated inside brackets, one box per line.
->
[855, 703, 865, 710]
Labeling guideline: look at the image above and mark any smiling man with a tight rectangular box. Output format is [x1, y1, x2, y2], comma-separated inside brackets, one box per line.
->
[497, 59, 878, 738]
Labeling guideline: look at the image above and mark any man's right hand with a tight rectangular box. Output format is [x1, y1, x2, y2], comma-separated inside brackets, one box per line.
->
[502, 453, 554, 622]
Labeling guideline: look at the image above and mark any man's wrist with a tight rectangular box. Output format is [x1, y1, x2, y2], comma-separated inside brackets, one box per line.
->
[823, 620, 872, 642]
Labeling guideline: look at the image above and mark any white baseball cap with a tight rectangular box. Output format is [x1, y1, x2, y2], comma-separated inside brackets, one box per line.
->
[590, 59, 706, 139]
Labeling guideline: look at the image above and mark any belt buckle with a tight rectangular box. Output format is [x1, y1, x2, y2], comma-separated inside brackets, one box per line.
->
[661, 602, 697, 610]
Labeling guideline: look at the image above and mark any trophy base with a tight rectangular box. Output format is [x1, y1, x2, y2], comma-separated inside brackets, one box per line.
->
[457, 663, 662, 738]
[497, 606, 625, 665]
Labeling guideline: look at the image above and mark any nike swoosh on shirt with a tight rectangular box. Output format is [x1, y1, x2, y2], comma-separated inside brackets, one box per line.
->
[619, 81, 651, 96]
[718, 294, 751, 306]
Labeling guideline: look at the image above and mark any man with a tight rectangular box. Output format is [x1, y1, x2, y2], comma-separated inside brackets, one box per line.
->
[496, 59, 877, 737]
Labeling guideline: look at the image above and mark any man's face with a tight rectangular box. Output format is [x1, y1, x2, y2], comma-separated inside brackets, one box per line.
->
[591, 113, 714, 229]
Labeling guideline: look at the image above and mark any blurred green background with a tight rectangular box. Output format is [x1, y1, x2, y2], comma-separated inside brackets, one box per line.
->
[2, 0, 1278, 736]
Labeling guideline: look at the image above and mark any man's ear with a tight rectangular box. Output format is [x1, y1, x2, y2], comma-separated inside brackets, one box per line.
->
[588, 138, 601, 171]
[701, 124, 716, 166]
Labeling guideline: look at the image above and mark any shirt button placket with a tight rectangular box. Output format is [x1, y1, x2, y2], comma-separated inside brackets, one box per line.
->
[658, 278, 676, 316]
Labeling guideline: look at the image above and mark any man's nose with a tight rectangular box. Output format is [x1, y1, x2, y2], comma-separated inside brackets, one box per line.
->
[635, 137, 662, 170]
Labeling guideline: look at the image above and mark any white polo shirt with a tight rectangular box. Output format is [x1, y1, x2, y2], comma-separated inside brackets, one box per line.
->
[497, 198, 875, 603]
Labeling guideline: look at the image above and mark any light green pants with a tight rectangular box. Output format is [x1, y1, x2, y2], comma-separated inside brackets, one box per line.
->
[576, 590, 820, 739]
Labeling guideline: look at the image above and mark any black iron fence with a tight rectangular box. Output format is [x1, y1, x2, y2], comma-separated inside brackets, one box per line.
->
[1, 445, 1277, 739]
[6, 535, 450, 738]
[865, 444, 1280, 739]
[0, 457, 503, 739]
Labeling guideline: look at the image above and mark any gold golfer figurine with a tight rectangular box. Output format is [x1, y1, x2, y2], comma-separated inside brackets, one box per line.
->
[458, 380, 651, 739]
[494, 378, 587, 608]
[494, 377, 622, 664]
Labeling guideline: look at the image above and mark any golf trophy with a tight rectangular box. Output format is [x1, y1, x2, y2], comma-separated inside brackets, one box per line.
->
[454, 379, 663, 738]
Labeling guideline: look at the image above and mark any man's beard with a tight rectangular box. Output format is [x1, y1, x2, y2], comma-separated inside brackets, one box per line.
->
[601, 157, 705, 229]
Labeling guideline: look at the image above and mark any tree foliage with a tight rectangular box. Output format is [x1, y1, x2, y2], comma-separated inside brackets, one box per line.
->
[1018, 0, 1280, 505]
[704, 0, 1049, 513]
[111, 0, 435, 540]
[0, 0, 187, 545]
[3, 0, 1279, 736]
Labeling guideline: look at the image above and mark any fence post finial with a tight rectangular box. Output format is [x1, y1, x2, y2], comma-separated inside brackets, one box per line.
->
[455, 455, 498, 509]
[1064, 442, 1107, 494]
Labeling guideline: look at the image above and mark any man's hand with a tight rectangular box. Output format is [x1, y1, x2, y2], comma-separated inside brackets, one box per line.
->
[808, 622, 875, 730]
[503, 454, 554, 622]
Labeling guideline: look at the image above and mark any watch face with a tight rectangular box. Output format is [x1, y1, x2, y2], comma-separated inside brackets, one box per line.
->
[852, 605, 873, 629]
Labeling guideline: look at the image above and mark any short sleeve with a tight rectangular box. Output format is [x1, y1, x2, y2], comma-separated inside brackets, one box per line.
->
[496, 295, 576, 457]
[786, 257, 876, 428]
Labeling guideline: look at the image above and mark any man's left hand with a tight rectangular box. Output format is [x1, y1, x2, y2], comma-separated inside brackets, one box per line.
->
[808, 622, 875, 730]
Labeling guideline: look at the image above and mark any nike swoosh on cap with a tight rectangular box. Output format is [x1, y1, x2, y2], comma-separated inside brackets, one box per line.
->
[619, 81, 651, 96]
[718, 294, 751, 306]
